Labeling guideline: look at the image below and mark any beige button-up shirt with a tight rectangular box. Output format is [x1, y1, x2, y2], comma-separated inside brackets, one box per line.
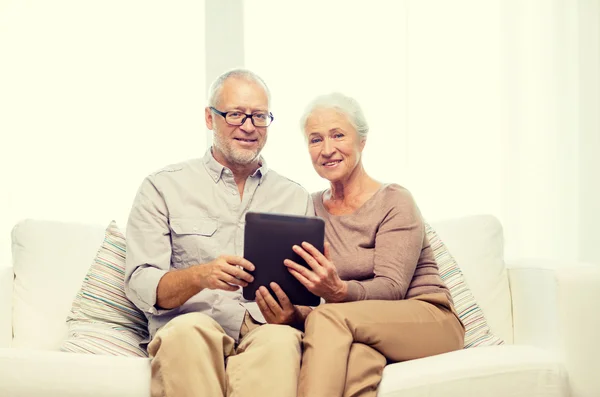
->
[124, 149, 313, 342]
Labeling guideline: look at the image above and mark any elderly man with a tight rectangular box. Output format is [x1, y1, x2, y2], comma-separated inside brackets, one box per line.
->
[125, 69, 313, 397]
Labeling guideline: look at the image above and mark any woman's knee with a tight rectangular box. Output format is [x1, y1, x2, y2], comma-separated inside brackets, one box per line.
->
[305, 304, 347, 328]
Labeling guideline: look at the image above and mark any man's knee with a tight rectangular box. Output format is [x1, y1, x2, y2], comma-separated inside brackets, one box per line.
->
[253, 324, 302, 351]
[152, 312, 224, 347]
[165, 312, 221, 332]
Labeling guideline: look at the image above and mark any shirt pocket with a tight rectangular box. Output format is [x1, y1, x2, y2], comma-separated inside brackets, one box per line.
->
[169, 217, 218, 268]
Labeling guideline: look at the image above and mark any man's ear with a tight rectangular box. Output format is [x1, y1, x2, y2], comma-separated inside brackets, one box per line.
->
[205, 107, 214, 130]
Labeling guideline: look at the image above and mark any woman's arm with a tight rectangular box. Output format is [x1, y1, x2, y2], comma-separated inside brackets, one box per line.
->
[285, 187, 426, 303]
[344, 197, 424, 301]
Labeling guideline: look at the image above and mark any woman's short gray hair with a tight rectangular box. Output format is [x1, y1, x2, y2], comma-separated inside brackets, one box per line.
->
[299, 92, 369, 140]
[208, 68, 271, 107]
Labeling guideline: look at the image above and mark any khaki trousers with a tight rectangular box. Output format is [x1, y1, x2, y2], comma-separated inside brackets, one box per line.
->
[298, 293, 465, 397]
[148, 312, 303, 397]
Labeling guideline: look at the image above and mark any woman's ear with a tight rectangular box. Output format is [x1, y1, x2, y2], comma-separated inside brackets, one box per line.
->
[359, 137, 366, 151]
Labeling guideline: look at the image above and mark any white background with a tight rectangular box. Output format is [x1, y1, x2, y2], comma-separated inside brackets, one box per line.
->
[1, 0, 598, 265]
[0, 1, 206, 264]
[245, 0, 599, 263]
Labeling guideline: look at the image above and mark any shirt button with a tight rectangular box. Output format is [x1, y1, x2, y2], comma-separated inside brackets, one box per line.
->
[193, 226, 198, 231]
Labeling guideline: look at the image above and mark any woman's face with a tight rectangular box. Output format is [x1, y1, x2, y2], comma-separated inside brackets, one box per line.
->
[304, 108, 365, 183]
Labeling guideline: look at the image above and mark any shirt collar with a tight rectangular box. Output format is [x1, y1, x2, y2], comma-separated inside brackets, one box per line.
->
[202, 147, 269, 184]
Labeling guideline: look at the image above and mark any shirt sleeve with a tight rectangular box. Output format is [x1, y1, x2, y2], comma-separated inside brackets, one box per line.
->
[343, 189, 424, 301]
[124, 175, 172, 315]
[304, 192, 316, 216]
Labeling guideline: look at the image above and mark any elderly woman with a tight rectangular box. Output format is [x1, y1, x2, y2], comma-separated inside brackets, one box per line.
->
[285, 93, 465, 397]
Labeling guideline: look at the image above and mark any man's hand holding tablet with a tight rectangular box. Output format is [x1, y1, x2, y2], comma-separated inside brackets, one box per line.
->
[254, 282, 312, 328]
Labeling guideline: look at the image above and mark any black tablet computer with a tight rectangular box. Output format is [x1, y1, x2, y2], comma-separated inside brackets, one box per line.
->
[243, 212, 324, 307]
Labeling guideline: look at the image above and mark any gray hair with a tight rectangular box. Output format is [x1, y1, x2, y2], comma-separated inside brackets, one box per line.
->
[299, 92, 369, 140]
[208, 68, 271, 107]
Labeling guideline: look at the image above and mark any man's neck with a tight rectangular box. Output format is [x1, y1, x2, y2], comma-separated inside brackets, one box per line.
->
[211, 147, 261, 181]
[229, 161, 261, 183]
[211, 147, 261, 199]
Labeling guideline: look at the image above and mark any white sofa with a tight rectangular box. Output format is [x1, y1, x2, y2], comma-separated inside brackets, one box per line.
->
[0, 215, 598, 397]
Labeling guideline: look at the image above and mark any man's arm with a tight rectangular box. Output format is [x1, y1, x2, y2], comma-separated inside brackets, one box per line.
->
[156, 255, 255, 309]
[155, 267, 203, 309]
[124, 176, 254, 313]
[124, 176, 178, 314]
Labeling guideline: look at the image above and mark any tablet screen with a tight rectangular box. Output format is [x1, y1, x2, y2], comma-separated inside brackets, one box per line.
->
[243, 212, 323, 306]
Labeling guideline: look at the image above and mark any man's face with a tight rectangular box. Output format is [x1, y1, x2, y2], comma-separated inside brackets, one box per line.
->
[205, 77, 269, 167]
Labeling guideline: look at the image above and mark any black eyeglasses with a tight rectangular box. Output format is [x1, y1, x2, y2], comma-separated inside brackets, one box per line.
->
[210, 107, 274, 127]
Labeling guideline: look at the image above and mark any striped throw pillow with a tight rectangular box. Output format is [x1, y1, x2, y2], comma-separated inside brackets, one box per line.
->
[61, 221, 149, 356]
[425, 223, 504, 348]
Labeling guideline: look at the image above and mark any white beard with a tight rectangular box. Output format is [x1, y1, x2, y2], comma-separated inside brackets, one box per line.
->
[212, 132, 265, 165]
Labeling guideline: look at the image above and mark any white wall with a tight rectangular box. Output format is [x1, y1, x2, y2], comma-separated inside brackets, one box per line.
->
[244, 0, 599, 263]
[244, 0, 408, 195]
[2, 1, 598, 265]
[0, 1, 206, 264]
[205, 0, 244, 148]
[578, 0, 600, 263]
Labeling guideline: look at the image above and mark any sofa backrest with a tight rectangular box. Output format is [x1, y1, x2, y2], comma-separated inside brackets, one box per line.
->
[11, 219, 106, 350]
[9, 214, 513, 349]
[430, 214, 513, 343]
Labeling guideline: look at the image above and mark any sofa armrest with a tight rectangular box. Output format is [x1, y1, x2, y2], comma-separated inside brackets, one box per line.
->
[0, 266, 13, 348]
[556, 264, 600, 397]
[507, 260, 563, 349]
[507, 259, 600, 397]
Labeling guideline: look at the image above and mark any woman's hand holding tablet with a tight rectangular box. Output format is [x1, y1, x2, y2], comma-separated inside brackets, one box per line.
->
[243, 212, 324, 307]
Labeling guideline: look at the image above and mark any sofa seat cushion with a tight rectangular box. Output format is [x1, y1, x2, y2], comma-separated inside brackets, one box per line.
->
[0, 348, 150, 397]
[378, 345, 569, 397]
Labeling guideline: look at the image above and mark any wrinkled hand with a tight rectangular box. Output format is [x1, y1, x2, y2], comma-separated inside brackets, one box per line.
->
[255, 282, 301, 326]
[284, 241, 347, 303]
[196, 255, 255, 292]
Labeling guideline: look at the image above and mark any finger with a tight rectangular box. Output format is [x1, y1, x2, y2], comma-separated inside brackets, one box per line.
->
[270, 282, 293, 309]
[219, 271, 249, 287]
[223, 255, 255, 272]
[214, 280, 239, 292]
[218, 260, 254, 282]
[255, 290, 275, 321]
[301, 242, 329, 265]
[221, 265, 254, 283]
[324, 241, 332, 261]
[284, 259, 319, 283]
[259, 286, 282, 314]
[292, 245, 322, 272]
[300, 242, 334, 273]
[288, 268, 315, 291]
